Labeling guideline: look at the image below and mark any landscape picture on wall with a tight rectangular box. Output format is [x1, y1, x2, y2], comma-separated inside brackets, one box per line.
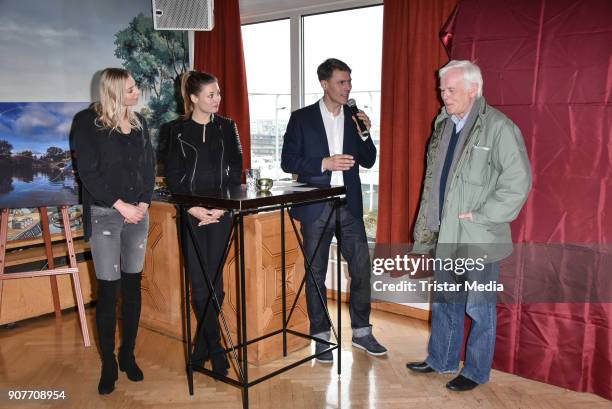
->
[0, 102, 88, 209]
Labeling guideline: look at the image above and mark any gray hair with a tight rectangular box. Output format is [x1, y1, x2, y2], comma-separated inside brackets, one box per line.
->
[439, 60, 483, 98]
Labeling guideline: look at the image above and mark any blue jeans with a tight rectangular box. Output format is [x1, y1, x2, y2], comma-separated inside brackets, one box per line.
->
[425, 262, 499, 384]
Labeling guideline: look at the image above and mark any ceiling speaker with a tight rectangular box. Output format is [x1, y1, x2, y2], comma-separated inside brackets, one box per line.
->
[152, 0, 214, 31]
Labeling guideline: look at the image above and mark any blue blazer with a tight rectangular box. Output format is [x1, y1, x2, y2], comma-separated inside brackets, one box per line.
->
[281, 101, 377, 224]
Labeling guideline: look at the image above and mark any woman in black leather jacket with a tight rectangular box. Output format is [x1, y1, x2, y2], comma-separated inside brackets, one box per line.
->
[164, 71, 242, 376]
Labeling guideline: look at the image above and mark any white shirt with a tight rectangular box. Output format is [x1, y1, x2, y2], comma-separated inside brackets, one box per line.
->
[319, 98, 344, 186]
[450, 102, 475, 132]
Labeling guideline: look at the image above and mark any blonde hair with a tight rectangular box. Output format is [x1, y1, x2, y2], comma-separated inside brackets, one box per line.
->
[93, 68, 142, 131]
[180, 70, 218, 119]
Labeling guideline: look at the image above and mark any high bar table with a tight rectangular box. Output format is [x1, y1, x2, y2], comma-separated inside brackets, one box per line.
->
[171, 184, 346, 409]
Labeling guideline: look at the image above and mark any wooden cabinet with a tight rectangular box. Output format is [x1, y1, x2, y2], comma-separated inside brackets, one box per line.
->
[141, 202, 310, 365]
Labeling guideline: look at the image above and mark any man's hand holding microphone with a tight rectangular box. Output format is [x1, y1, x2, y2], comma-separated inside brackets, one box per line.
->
[322, 99, 372, 172]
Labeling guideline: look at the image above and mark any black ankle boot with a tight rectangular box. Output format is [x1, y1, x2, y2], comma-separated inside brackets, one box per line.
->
[118, 272, 144, 382]
[96, 279, 120, 395]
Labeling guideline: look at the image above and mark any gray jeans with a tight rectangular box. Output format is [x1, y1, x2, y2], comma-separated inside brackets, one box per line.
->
[89, 205, 149, 281]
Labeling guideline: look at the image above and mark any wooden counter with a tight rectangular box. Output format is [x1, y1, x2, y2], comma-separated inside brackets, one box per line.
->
[140, 202, 310, 365]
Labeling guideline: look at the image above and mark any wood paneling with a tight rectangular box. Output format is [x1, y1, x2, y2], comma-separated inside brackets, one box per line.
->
[0, 246, 95, 325]
[329, 289, 431, 322]
[141, 203, 309, 364]
[139, 202, 184, 338]
[239, 210, 310, 363]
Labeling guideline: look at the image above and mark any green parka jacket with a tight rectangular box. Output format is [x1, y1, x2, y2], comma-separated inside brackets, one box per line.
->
[412, 98, 532, 263]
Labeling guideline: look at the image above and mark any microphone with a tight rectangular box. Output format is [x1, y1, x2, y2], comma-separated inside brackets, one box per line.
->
[347, 99, 370, 138]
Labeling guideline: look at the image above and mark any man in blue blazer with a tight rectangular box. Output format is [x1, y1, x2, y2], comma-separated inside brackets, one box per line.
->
[281, 58, 387, 363]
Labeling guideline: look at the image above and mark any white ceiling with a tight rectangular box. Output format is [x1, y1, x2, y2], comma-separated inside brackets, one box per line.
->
[239, 0, 381, 22]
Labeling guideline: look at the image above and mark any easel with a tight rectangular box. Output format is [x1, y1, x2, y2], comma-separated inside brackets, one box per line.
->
[0, 206, 91, 347]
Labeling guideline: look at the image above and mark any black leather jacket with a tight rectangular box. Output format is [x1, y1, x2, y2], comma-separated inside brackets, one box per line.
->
[164, 115, 243, 197]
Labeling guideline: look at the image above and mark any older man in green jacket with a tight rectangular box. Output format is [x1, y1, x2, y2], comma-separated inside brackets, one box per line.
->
[406, 60, 532, 391]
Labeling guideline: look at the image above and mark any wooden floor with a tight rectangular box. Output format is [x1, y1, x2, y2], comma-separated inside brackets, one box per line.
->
[1, 304, 610, 409]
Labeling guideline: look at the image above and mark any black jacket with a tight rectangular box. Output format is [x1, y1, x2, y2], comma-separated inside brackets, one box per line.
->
[71, 108, 155, 238]
[164, 115, 243, 197]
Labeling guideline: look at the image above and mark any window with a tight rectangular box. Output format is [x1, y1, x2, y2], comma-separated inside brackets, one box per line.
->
[242, 4, 383, 238]
[242, 19, 291, 180]
[303, 6, 383, 238]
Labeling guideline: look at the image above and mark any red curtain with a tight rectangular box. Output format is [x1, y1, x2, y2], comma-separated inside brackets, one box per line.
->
[194, 0, 251, 169]
[376, 0, 458, 244]
[446, 0, 612, 400]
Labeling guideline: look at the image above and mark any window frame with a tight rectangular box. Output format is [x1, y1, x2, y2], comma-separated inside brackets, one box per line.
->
[241, 1, 383, 238]
[241, 1, 383, 112]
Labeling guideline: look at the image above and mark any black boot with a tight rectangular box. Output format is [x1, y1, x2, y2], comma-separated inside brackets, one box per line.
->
[191, 295, 210, 366]
[96, 279, 120, 395]
[210, 352, 230, 377]
[203, 292, 228, 376]
[118, 272, 144, 382]
[192, 291, 226, 370]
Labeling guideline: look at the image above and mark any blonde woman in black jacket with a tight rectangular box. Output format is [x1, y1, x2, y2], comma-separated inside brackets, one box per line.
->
[165, 71, 242, 376]
[72, 68, 155, 394]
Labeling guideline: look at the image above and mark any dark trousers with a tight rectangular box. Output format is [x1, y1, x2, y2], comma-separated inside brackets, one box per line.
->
[300, 203, 371, 335]
[180, 208, 232, 361]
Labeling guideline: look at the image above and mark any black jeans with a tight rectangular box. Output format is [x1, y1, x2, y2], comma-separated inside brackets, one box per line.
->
[300, 203, 371, 335]
[180, 207, 232, 360]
